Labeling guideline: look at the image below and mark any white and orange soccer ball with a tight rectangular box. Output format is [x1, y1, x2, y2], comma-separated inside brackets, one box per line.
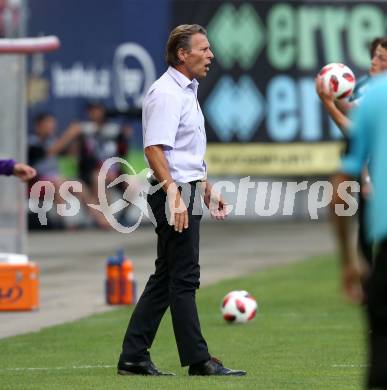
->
[221, 290, 257, 324]
[318, 63, 356, 99]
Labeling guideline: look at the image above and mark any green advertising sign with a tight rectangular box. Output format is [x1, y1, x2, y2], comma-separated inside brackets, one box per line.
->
[172, 1, 387, 175]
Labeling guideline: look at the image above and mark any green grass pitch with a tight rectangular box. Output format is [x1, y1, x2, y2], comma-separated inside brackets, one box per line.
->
[0, 255, 365, 389]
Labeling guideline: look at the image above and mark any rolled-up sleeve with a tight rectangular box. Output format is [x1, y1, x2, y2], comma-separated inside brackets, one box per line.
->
[143, 91, 181, 149]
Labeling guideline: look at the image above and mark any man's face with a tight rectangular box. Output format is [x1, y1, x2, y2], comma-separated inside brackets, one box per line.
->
[370, 44, 387, 75]
[37, 116, 56, 138]
[88, 105, 106, 123]
[180, 33, 214, 80]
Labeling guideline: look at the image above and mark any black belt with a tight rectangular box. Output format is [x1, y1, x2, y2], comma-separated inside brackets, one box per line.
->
[148, 175, 205, 186]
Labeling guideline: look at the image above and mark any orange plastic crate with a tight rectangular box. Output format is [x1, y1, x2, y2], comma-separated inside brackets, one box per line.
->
[0, 262, 39, 311]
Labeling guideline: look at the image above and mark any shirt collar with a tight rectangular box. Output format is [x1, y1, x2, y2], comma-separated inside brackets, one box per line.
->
[167, 66, 199, 93]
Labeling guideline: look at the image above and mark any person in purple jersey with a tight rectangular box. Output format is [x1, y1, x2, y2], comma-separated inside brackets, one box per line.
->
[0, 159, 36, 181]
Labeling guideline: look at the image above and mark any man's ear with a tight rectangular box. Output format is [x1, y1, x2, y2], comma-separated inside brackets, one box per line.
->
[177, 47, 186, 63]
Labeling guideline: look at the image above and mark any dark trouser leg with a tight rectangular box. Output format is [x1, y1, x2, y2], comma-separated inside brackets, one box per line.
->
[167, 209, 210, 366]
[153, 183, 210, 366]
[119, 257, 170, 362]
[119, 191, 171, 362]
[366, 242, 387, 389]
[358, 194, 373, 266]
[161, 183, 209, 366]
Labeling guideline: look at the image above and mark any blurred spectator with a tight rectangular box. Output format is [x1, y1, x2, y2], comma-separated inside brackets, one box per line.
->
[79, 102, 133, 199]
[0, 0, 22, 38]
[28, 113, 71, 181]
[28, 112, 109, 229]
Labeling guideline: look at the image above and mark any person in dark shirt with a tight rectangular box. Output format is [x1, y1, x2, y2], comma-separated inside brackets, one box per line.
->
[79, 103, 132, 196]
[28, 113, 110, 229]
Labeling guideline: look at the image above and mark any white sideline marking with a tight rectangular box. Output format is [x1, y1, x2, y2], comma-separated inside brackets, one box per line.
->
[3, 363, 367, 372]
[2, 364, 115, 372]
[332, 364, 367, 368]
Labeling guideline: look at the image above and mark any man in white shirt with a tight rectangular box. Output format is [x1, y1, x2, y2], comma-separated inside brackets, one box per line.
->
[117, 24, 246, 377]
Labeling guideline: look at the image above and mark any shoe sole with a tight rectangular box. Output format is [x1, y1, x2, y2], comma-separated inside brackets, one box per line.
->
[117, 369, 175, 376]
[189, 372, 247, 376]
[117, 369, 137, 376]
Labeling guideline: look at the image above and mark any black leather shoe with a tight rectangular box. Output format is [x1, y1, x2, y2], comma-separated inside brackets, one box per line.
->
[188, 357, 246, 376]
[117, 360, 175, 376]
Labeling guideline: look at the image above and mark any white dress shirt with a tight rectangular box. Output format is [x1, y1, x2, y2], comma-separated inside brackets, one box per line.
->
[142, 66, 207, 183]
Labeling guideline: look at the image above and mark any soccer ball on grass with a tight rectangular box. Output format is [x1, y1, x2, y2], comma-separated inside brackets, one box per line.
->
[221, 290, 257, 324]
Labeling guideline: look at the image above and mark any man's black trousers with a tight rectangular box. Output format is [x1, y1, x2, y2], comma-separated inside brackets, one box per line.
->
[119, 183, 211, 367]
